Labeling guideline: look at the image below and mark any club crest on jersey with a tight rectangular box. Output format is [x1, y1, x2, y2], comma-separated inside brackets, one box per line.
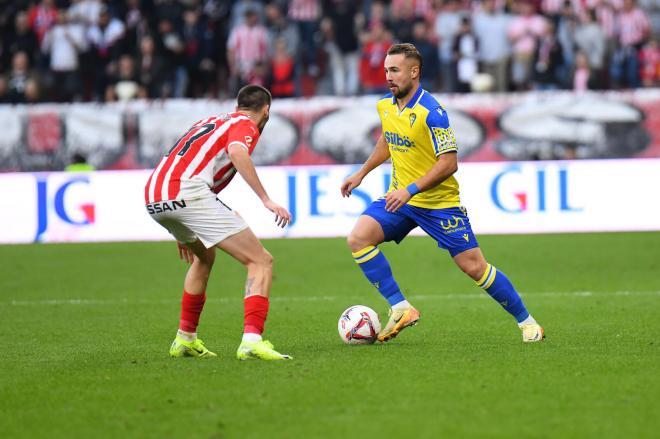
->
[409, 113, 417, 127]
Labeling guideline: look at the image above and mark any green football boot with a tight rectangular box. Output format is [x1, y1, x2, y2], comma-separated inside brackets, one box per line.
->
[169, 336, 217, 358]
[236, 340, 292, 361]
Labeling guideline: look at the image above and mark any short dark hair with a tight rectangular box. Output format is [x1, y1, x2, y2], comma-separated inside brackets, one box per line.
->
[237, 84, 272, 111]
[387, 43, 423, 72]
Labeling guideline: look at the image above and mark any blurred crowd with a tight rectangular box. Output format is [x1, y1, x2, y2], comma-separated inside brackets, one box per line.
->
[0, 0, 659, 104]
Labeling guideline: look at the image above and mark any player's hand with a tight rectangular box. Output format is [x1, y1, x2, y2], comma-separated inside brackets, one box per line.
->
[177, 242, 194, 264]
[263, 199, 291, 228]
[341, 173, 364, 197]
[385, 188, 412, 213]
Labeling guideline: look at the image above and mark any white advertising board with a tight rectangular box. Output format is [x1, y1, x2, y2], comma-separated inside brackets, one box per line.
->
[1, 159, 659, 244]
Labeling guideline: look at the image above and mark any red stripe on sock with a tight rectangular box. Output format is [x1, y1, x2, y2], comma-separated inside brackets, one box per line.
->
[179, 291, 206, 333]
[244, 295, 269, 335]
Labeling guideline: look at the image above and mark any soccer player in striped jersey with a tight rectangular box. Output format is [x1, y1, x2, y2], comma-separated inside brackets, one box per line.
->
[341, 44, 545, 343]
[145, 84, 293, 360]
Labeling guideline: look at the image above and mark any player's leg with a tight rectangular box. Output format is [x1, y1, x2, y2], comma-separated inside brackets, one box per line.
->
[453, 247, 544, 342]
[348, 200, 419, 342]
[216, 227, 291, 360]
[412, 205, 544, 342]
[170, 238, 218, 357]
[147, 207, 218, 359]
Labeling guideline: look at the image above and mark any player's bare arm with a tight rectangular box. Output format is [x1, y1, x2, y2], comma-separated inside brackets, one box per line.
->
[228, 142, 291, 227]
[341, 134, 391, 197]
[384, 152, 458, 212]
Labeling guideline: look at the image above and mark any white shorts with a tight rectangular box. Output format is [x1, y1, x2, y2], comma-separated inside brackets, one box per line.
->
[147, 193, 248, 248]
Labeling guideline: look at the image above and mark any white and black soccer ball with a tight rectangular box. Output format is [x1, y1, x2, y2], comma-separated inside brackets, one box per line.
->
[338, 305, 381, 345]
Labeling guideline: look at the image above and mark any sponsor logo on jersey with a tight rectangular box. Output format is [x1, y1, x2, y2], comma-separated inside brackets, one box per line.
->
[384, 131, 415, 148]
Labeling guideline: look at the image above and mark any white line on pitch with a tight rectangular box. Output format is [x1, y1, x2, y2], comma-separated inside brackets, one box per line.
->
[2, 291, 659, 306]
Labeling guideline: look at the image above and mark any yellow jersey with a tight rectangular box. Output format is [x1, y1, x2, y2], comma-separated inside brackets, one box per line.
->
[377, 86, 461, 209]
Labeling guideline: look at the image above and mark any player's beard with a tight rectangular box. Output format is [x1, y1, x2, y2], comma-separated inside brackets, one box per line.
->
[257, 112, 269, 133]
[392, 81, 413, 99]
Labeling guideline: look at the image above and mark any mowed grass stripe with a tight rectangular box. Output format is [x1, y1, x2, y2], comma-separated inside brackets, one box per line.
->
[3, 290, 660, 306]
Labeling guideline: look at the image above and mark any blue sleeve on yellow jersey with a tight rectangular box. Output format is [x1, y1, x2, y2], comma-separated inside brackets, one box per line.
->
[425, 106, 458, 156]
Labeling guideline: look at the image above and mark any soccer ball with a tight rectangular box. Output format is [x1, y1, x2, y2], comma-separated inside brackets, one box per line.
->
[337, 305, 381, 344]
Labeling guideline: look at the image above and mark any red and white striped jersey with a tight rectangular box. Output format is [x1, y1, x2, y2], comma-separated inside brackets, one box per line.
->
[144, 112, 260, 204]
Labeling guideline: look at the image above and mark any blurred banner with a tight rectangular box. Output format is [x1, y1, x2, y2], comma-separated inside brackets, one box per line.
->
[1, 159, 659, 244]
[1, 90, 660, 172]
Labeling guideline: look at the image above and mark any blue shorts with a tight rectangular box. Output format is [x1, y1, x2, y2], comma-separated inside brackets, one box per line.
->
[363, 199, 479, 257]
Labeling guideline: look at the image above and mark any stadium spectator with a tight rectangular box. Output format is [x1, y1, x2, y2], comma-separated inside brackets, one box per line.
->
[508, 0, 547, 90]
[288, 0, 322, 76]
[5, 51, 41, 104]
[610, 0, 651, 88]
[67, 0, 103, 26]
[532, 19, 564, 89]
[0, 77, 9, 103]
[574, 9, 607, 88]
[322, 0, 360, 96]
[411, 19, 440, 89]
[359, 21, 393, 94]
[87, 6, 126, 100]
[572, 50, 594, 91]
[474, 0, 512, 92]
[453, 16, 479, 92]
[391, 0, 418, 43]
[41, 9, 87, 102]
[269, 37, 296, 97]
[119, 0, 147, 56]
[156, 18, 187, 98]
[556, 1, 578, 86]
[227, 8, 269, 94]
[65, 152, 95, 171]
[230, 0, 266, 30]
[434, 0, 463, 92]
[3, 11, 39, 68]
[181, 8, 215, 98]
[137, 34, 169, 98]
[105, 54, 143, 101]
[28, 0, 57, 46]
[639, 37, 660, 85]
[265, 3, 300, 57]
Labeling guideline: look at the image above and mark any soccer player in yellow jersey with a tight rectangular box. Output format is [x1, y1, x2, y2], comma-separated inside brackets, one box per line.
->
[341, 43, 544, 343]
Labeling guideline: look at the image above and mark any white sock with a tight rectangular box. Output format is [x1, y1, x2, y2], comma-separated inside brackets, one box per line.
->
[392, 300, 411, 310]
[177, 329, 196, 342]
[242, 333, 262, 343]
[518, 315, 537, 327]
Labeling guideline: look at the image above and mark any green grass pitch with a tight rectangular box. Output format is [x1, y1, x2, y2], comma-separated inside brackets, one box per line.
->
[1, 232, 659, 438]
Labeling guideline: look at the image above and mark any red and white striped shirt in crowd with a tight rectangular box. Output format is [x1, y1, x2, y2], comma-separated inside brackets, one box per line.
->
[145, 113, 260, 204]
[596, 3, 618, 39]
[288, 0, 321, 22]
[617, 7, 650, 46]
[391, 0, 434, 18]
[227, 23, 269, 76]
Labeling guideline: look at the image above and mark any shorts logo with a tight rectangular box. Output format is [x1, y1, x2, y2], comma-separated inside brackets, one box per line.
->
[146, 200, 187, 214]
[440, 215, 465, 230]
